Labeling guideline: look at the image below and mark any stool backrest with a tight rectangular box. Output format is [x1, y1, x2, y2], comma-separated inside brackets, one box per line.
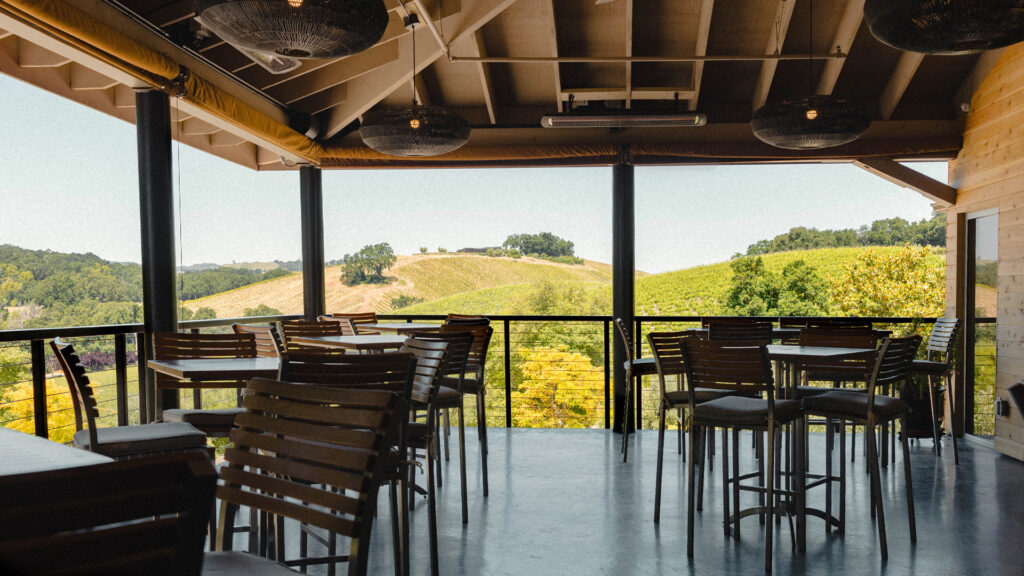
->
[925, 317, 959, 362]
[231, 323, 282, 358]
[681, 339, 776, 405]
[279, 319, 344, 351]
[708, 321, 773, 344]
[50, 338, 101, 446]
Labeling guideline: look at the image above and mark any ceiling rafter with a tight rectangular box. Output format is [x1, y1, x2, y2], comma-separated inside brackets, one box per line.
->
[879, 51, 924, 120]
[689, 0, 714, 111]
[853, 157, 957, 205]
[413, 73, 432, 106]
[544, 0, 562, 109]
[268, 42, 400, 105]
[816, 0, 863, 95]
[624, 0, 633, 109]
[752, 0, 796, 111]
[318, 0, 520, 138]
[467, 31, 497, 124]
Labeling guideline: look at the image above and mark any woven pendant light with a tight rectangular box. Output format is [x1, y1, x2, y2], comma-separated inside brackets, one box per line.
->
[866, 0, 1024, 55]
[197, 0, 389, 59]
[751, 0, 870, 150]
[359, 11, 470, 157]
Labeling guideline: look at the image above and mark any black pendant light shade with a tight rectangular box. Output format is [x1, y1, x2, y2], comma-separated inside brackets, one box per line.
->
[360, 106, 471, 157]
[197, 0, 389, 59]
[751, 95, 871, 150]
[865, 0, 1024, 54]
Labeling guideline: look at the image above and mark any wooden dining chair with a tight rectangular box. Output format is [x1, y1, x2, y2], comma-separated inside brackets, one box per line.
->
[153, 331, 258, 437]
[707, 320, 774, 343]
[435, 322, 494, 515]
[278, 351, 416, 576]
[330, 312, 380, 333]
[231, 322, 282, 357]
[680, 338, 804, 572]
[0, 451, 217, 576]
[800, 336, 921, 563]
[909, 317, 960, 462]
[445, 313, 491, 326]
[279, 318, 345, 351]
[51, 338, 208, 458]
[615, 318, 658, 462]
[205, 379, 400, 576]
[319, 315, 360, 336]
[805, 318, 874, 329]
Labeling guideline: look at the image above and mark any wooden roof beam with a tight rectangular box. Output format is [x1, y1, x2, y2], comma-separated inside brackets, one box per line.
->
[147, 1, 195, 28]
[267, 42, 400, 105]
[625, 0, 633, 109]
[853, 157, 957, 206]
[752, 0, 796, 111]
[816, 0, 863, 95]
[69, 63, 117, 90]
[690, 0, 714, 111]
[544, 0, 562, 109]
[318, 0, 520, 138]
[17, 40, 69, 67]
[879, 51, 924, 120]
[560, 87, 695, 102]
[467, 31, 497, 124]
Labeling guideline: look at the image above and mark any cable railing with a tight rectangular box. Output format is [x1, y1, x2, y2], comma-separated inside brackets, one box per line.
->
[0, 314, 998, 438]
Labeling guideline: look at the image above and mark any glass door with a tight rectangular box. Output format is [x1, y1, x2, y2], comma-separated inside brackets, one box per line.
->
[965, 212, 998, 435]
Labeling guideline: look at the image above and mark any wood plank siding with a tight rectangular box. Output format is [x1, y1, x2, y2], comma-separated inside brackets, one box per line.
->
[949, 44, 1024, 460]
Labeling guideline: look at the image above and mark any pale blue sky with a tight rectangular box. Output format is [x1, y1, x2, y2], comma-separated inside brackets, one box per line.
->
[0, 74, 942, 274]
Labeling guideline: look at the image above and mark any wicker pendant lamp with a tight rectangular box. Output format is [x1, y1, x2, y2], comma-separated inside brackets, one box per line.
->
[359, 11, 470, 157]
[866, 0, 1024, 55]
[196, 0, 389, 59]
[751, 0, 870, 150]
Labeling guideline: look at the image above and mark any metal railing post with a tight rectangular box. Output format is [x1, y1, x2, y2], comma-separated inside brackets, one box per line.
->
[634, 318, 643, 430]
[115, 334, 128, 427]
[604, 319, 611, 429]
[31, 339, 47, 438]
[136, 332, 150, 423]
[504, 319, 512, 428]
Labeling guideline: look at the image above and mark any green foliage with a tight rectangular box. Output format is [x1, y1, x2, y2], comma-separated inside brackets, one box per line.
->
[0, 346, 30, 385]
[975, 260, 997, 288]
[745, 213, 946, 256]
[419, 246, 428, 254]
[177, 267, 292, 300]
[243, 304, 282, 317]
[829, 245, 945, 319]
[388, 293, 424, 309]
[340, 243, 397, 286]
[0, 263, 33, 306]
[723, 257, 830, 316]
[24, 300, 142, 329]
[485, 248, 522, 258]
[503, 232, 575, 258]
[438, 247, 447, 253]
[511, 346, 602, 428]
[180, 306, 217, 321]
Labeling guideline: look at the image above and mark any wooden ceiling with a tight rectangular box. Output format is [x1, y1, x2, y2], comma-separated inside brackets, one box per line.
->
[0, 0, 999, 169]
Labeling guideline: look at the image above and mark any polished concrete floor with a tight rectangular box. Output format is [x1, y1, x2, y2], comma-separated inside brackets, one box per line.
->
[264, 428, 1023, 575]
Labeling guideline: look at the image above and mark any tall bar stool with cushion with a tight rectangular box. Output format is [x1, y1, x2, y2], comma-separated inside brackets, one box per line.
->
[231, 323, 282, 357]
[205, 379, 400, 576]
[435, 322, 494, 517]
[648, 330, 732, 523]
[680, 338, 803, 572]
[707, 321, 774, 343]
[801, 336, 921, 562]
[153, 332, 258, 438]
[615, 318, 657, 462]
[909, 317, 960, 463]
[279, 318, 344, 352]
[51, 338, 208, 458]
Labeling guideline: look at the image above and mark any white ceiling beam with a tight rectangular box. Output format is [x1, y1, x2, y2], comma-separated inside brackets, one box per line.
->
[69, 63, 117, 90]
[690, 0, 714, 111]
[266, 42, 400, 105]
[853, 158, 957, 205]
[879, 51, 924, 120]
[17, 39, 69, 68]
[816, 0, 863, 95]
[113, 84, 136, 108]
[413, 74, 432, 107]
[319, 0, 521, 138]
[625, 0, 633, 109]
[180, 117, 220, 136]
[467, 31, 497, 124]
[210, 131, 247, 147]
[752, 0, 796, 111]
[291, 84, 349, 116]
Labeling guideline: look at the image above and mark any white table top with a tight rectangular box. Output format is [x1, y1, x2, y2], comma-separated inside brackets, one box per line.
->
[0, 427, 112, 476]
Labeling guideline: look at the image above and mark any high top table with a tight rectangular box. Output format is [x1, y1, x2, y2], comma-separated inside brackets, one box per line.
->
[147, 357, 281, 383]
[360, 322, 442, 334]
[0, 427, 112, 476]
[291, 334, 408, 352]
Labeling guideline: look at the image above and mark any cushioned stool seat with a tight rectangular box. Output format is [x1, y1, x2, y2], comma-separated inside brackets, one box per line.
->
[802, 390, 908, 420]
[163, 407, 245, 434]
[73, 421, 207, 458]
[693, 396, 802, 427]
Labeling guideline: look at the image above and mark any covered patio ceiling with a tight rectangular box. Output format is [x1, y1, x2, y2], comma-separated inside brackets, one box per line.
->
[0, 1, 986, 174]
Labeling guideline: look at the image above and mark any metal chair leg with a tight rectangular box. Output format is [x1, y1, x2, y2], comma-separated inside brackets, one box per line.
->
[654, 403, 667, 524]
[900, 415, 917, 544]
[866, 421, 887, 562]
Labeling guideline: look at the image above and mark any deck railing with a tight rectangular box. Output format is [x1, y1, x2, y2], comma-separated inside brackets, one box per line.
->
[0, 315, 997, 438]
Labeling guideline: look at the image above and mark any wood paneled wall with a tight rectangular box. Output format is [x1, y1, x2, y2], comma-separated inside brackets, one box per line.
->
[949, 44, 1024, 460]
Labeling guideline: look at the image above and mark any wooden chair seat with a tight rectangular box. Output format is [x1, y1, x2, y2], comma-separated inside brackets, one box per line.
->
[692, 396, 802, 427]
[802, 390, 909, 421]
[72, 421, 207, 457]
[162, 407, 247, 433]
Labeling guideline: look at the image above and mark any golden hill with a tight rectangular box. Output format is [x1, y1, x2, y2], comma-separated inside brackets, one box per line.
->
[185, 253, 613, 318]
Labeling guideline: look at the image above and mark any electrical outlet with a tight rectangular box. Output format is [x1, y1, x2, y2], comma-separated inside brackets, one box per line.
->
[995, 398, 1010, 417]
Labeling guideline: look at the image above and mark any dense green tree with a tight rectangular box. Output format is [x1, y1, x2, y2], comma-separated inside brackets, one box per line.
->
[745, 213, 945, 255]
[180, 306, 217, 321]
[503, 232, 575, 258]
[830, 245, 944, 319]
[723, 257, 829, 316]
[339, 243, 396, 285]
[243, 304, 282, 317]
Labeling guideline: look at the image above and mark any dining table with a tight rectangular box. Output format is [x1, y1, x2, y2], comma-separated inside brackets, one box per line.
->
[291, 334, 408, 352]
[147, 357, 282, 385]
[360, 322, 442, 334]
[0, 427, 113, 476]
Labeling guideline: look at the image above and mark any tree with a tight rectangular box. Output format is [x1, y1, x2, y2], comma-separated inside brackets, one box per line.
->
[339, 243, 396, 286]
[243, 304, 282, 317]
[180, 306, 217, 321]
[0, 379, 77, 444]
[419, 246, 428, 254]
[723, 257, 830, 316]
[503, 232, 575, 258]
[829, 245, 944, 319]
[511, 346, 602, 428]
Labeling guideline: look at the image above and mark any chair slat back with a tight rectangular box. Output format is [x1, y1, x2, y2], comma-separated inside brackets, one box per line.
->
[681, 339, 775, 396]
[440, 323, 493, 372]
[701, 316, 767, 327]
[866, 336, 922, 410]
[279, 319, 345, 351]
[445, 314, 491, 326]
[319, 315, 359, 336]
[708, 321, 774, 344]
[648, 331, 696, 402]
[798, 327, 878, 376]
[332, 312, 379, 327]
[0, 452, 216, 576]
[232, 323, 282, 358]
[153, 332, 257, 390]
[614, 318, 635, 364]
[219, 378, 397, 571]
[926, 317, 960, 359]
[406, 330, 472, 387]
[50, 338, 100, 447]
[400, 337, 451, 408]
[805, 318, 874, 329]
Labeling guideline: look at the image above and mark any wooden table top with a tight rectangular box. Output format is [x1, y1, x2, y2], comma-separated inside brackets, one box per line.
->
[292, 334, 409, 351]
[147, 357, 281, 380]
[0, 427, 112, 476]
[361, 322, 442, 334]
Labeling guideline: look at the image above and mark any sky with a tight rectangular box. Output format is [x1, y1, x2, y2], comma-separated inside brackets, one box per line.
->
[0, 74, 943, 274]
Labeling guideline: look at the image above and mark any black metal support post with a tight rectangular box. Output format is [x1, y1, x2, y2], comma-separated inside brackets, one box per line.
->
[115, 334, 128, 427]
[136, 89, 179, 414]
[300, 166, 326, 320]
[612, 154, 636, 434]
[31, 339, 47, 438]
